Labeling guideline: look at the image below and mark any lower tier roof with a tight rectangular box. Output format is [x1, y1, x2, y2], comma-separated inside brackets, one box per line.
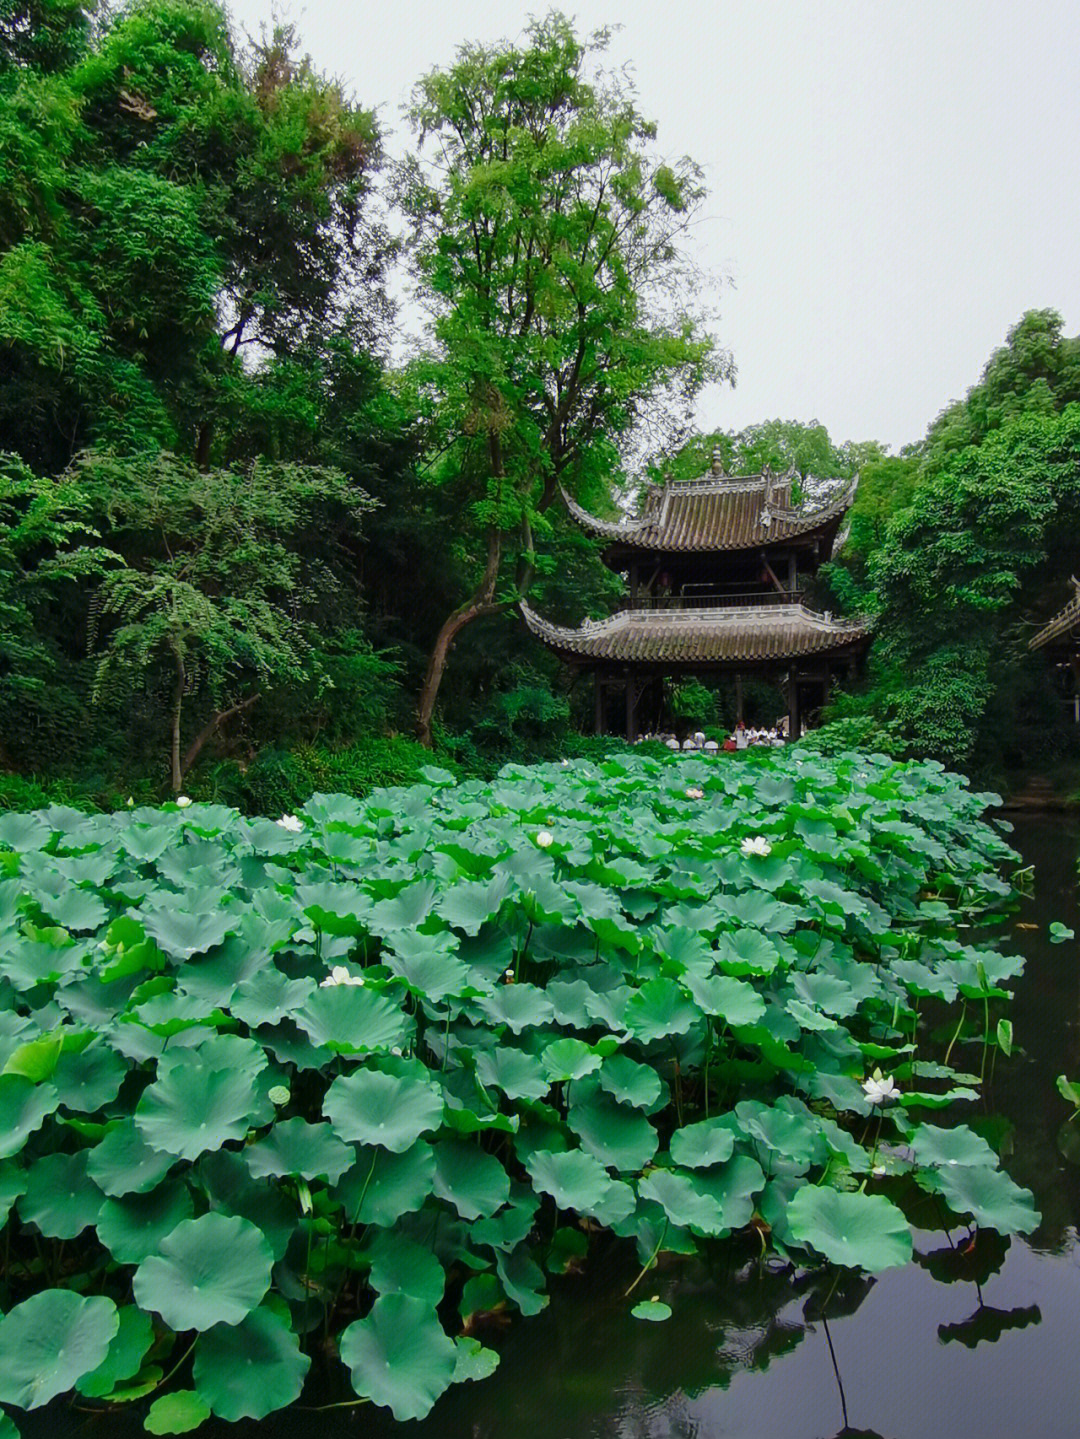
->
[1030, 583, 1080, 651]
[521, 601, 872, 667]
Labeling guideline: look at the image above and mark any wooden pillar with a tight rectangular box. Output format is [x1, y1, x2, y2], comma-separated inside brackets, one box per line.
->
[735, 672, 744, 725]
[629, 563, 639, 606]
[787, 551, 797, 593]
[788, 665, 801, 740]
[594, 672, 603, 735]
[625, 673, 636, 742]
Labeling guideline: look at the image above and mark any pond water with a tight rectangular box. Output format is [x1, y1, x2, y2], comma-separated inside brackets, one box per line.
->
[29, 815, 1080, 1439]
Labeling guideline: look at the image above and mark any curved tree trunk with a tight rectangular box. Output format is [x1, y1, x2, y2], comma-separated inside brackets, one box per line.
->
[416, 528, 503, 748]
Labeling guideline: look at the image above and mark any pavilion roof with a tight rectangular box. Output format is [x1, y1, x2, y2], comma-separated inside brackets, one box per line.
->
[563, 468, 858, 556]
[1029, 580, 1080, 651]
[520, 601, 872, 667]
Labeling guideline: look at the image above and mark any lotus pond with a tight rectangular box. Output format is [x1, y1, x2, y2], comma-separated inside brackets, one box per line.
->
[0, 750, 1064, 1438]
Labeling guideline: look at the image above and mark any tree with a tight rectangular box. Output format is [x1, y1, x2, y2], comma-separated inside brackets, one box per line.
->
[64, 451, 375, 790]
[397, 13, 726, 745]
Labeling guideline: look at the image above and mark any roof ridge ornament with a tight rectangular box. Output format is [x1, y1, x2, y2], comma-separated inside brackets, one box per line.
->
[710, 446, 725, 477]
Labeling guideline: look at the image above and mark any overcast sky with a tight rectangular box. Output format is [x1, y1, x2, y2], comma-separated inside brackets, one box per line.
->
[229, 0, 1080, 453]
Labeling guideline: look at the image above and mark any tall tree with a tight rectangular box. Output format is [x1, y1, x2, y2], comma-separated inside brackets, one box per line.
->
[397, 13, 726, 745]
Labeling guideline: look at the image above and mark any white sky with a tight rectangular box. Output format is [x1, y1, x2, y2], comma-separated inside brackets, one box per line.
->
[228, 0, 1080, 452]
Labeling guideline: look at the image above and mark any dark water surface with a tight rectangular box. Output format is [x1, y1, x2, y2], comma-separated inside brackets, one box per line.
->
[33, 815, 1080, 1439]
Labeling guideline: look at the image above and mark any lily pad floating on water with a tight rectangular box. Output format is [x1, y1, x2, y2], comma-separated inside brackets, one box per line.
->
[631, 1298, 673, 1321]
[144, 1390, 212, 1434]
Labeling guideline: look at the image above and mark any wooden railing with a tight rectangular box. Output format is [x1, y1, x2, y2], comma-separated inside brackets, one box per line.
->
[619, 589, 805, 611]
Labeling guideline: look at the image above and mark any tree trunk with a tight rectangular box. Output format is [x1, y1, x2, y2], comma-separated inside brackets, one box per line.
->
[169, 647, 185, 793]
[416, 528, 502, 748]
[180, 693, 261, 781]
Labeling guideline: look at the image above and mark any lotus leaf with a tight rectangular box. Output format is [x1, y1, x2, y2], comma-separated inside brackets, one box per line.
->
[340, 1292, 457, 1421]
[910, 1123, 999, 1170]
[475, 1045, 550, 1100]
[244, 1118, 352, 1183]
[144, 1391, 212, 1434]
[637, 1168, 728, 1235]
[87, 1120, 175, 1195]
[479, 982, 556, 1033]
[541, 1036, 602, 1083]
[295, 984, 411, 1053]
[432, 1139, 511, 1219]
[324, 1068, 442, 1152]
[0, 1291, 118, 1408]
[453, 1336, 501, 1383]
[75, 1305, 154, 1398]
[788, 1187, 913, 1270]
[367, 1230, 446, 1304]
[96, 1180, 194, 1264]
[669, 1116, 738, 1169]
[923, 1163, 1040, 1234]
[526, 1148, 612, 1211]
[135, 1065, 256, 1162]
[625, 978, 699, 1042]
[568, 1086, 658, 1171]
[133, 1212, 273, 1330]
[18, 1150, 103, 1238]
[336, 1142, 436, 1226]
[193, 1308, 310, 1421]
[598, 1053, 664, 1109]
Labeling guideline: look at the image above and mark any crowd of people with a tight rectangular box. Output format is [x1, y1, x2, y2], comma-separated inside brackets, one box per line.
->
[633, 720, 787, 752]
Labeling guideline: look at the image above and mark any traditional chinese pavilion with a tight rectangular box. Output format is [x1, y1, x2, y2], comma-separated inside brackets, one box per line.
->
[522, 449, 872, 739]
[1029, 577, 1080, 722]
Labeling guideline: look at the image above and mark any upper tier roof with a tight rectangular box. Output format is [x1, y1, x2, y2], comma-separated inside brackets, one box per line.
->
[520, 601, 872, 667]
[564, 464, 858, 556]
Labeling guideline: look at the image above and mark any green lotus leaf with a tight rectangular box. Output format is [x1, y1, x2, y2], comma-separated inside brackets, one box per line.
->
[324, 1069, 442, 1153]
[525, 1148, 611, 1211]
[335, 1143, 436, 1227]
[42, 887, 109, 933]
[568, 1086, 658, 1172]
[713, 929, 781, 976]
[2, 1032, 64, 1083]
[431, 1139, 510, 1220]
[193, 1308, 310, 1422]
[0, 1410, 17, 1438]
[496, 1245, 549, 1316]
[75, 1305, 154, 1398]
[736, 1101, 826, 1170]
[910, 1123, 999, 1170]
[384, 942, 472, 1003]
[790, 970, 861, 1018]
[244, 1119, 352, 1184]
[294, 984, 411, 1054]
[133, 1213, 273, 1330]
[96, 1180, 194, 1264]
[196, 1151, 295, 1262]
[624, 978, 699, 1043]
[637, 1168, 728, 1235]
[459, 1272, 506, 1324]
[367, 1230, 446, 1304]
[541, 1037, 602, 1083]
[437, 877, 512, 935]
[50, 1042, 128, 1113]
[923, 1163, 1040, 1234]
[545, 1225, 589, 1274]
[683, 973, 765, 1026]
[478, 982, 556, 1033]
[135, 1065, 256, 1162]
[368, 880, 438, 934]
[18, 1150, 103, 1239]
[786, 998, 840, 1032]
[0, 1291, 118, 1409]
[475, 1046, 550, 1100]
[341, 1292, 457, 1421]
[144, 1391, 212, 1434]
[228, 969, 316, 1028]
[452, 1336, 500, 1383]
[690, 1154, 766, 1230]
[0, 1158, 28, 1224]
[0, 810, 50, 851]
[656, 926, 714, 976]
[598, 1053, 664, 1110]
[632, 1299, 672, 1321]
[2, 932, 87, 989]
[87, 1120, 176, 1195]
[788, 1186, 913, 1270]
[138, 902, 236, 960]
[669, 1116, 738, 1169]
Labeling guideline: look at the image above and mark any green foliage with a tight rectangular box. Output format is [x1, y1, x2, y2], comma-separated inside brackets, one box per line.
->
[0, 750, 1037, 1428]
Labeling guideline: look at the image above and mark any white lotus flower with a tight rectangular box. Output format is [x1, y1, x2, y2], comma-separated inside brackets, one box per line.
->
[125, 796, 134, 808]
[276, 813, 303, 832]
[535, 830, 554, 848]
[740, 836, 772, 857]
[320, 966, 365, 988]
[175, 795, 192, 808]
[862, 1071, 901, 1105]
[685, 787, 704, 799]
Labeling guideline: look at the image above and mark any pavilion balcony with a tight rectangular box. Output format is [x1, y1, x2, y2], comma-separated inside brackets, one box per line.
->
[619, 589, 805, 612]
